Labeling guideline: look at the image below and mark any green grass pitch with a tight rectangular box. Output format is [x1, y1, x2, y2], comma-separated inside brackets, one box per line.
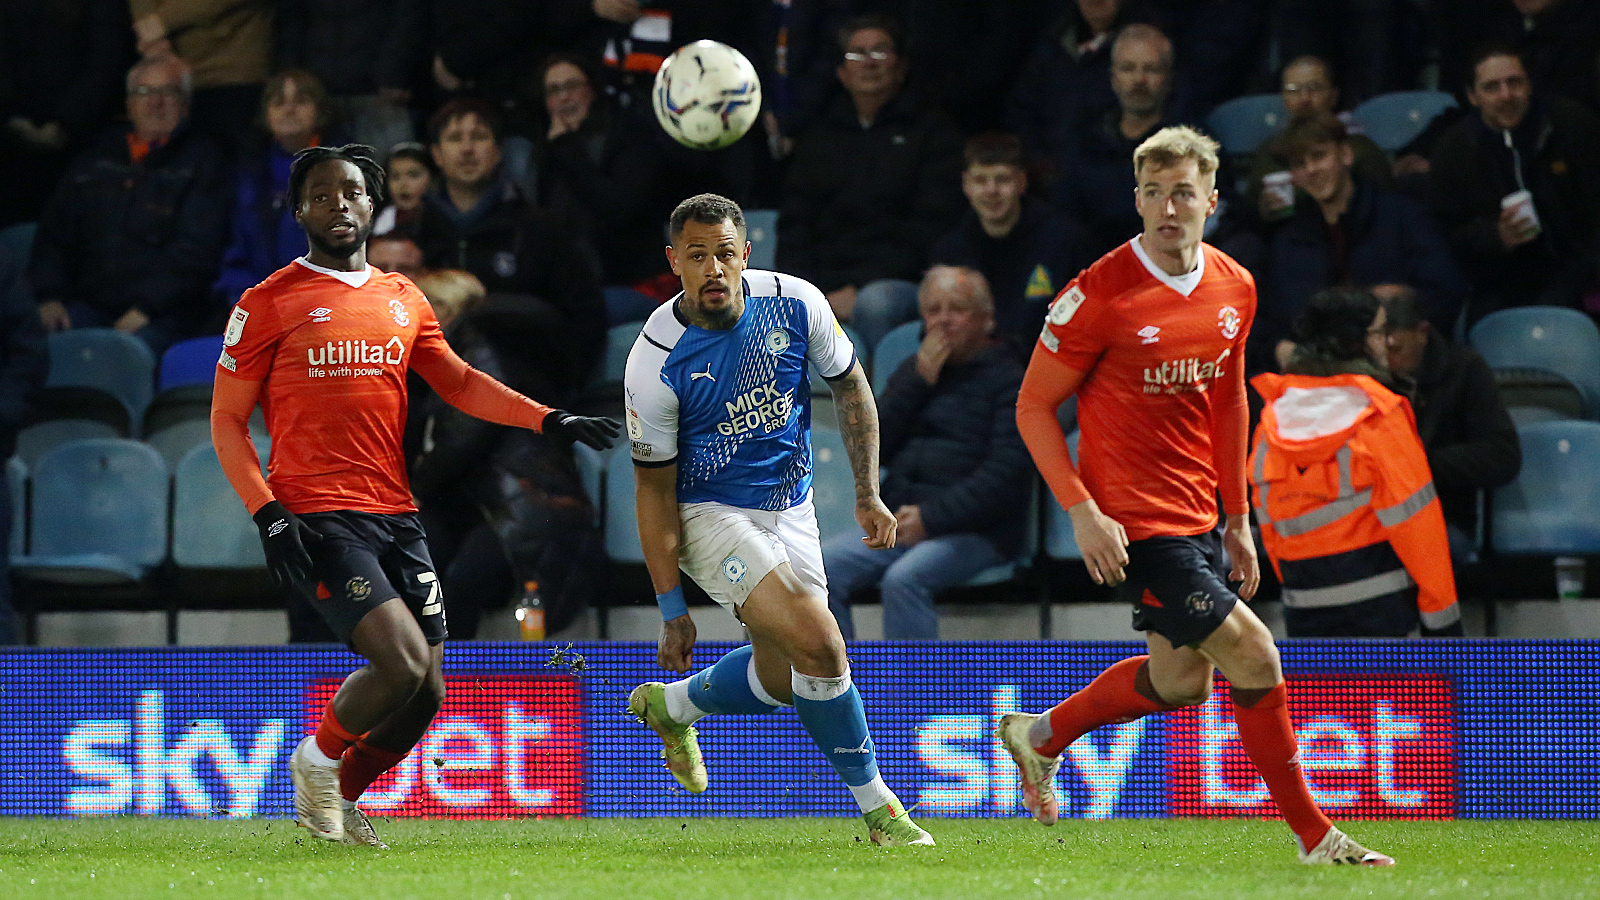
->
[0, 818, 1594, 899]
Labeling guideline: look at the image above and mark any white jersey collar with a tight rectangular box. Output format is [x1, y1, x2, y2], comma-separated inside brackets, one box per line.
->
[295, 257, 373, 288]
[1130, 235, 1204, 297]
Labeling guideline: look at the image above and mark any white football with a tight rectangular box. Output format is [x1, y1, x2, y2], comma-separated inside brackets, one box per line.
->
[652, 40, 762, 151]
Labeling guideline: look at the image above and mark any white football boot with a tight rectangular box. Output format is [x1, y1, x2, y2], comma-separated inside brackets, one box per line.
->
[1298, 827, 1396, 866]
[289, 735, 345, 841]
[997, 713, 1062, 825]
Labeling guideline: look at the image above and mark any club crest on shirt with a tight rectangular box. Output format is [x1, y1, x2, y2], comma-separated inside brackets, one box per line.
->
[1218, 305, 1241, 340]
[1047, 285, 1085, 325]
[389, 298, 410, 327]
[764, 327, 790, 356]
[347, 577, 372, 602]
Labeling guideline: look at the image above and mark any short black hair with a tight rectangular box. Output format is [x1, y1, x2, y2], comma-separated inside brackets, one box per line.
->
[1467, 42, 1527, 91]
[426, 97, 503, 146]
[1378, 285, 1426, 330]
[668, 193, 745, 243]
[838, 13, 903, 57]
[288, 143, 386, 209]
[963, 132, 1024, 170]
[1291, 287, 1381, 363]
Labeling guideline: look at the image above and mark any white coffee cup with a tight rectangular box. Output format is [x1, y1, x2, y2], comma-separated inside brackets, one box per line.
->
[1501, 189, 1542, 237]
[1555, 556, 1585, 600]
[1262, 170, 1295, 217]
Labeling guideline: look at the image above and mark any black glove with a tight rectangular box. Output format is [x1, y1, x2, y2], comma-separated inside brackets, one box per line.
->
[252, 500, 322, 600]
[543, 409, 622, 451]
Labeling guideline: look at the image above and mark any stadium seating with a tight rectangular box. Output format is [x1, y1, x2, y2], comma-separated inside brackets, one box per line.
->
[157, 335, 223, 392]
[46, 329, 156, 434]
[602, 447, 644, 565]
[871, 321, 922, 395]
[591, 321, 646, 399]
[574, 442, 604, 528]
[171, 439, 267, 570]
[1470, 307, 1600, 417]
[1350, 90, 1457, 153]
[1491, 367, 1587, 425]
[7, 456, 24, 558]
[1041, 431, 1084, 563]
[14, 418, 121, 469]
[1205, 94, 1288, 156]
[15, 438, 168, 584]
[745, 208, 779, 271]
[809, 423, 858, 542]
[146, 418, 215, 471]
[1491, 420, 1600, 556]
[0, 221, 36, 260]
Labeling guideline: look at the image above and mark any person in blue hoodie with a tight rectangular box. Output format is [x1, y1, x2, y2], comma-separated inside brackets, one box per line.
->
[215, 70, 344, 308]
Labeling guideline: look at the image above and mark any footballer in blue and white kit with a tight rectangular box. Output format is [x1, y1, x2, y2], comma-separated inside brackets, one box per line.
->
[624, 194, 934, 847]
[625, 265, 854, 608]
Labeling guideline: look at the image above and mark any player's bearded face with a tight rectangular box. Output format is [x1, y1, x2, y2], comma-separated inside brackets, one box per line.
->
[668, 218, 749, 329]
[298, 160, 376, 261]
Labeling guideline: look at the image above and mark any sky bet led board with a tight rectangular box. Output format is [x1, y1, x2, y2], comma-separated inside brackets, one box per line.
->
[1, 641, 1595, 820]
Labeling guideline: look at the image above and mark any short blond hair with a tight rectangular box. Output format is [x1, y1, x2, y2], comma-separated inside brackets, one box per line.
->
[413, 269, 486, 325]
[1132, 125, 1221, 183]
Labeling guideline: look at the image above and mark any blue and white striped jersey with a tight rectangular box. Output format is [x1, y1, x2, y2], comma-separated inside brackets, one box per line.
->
[624, 269, 856, 510]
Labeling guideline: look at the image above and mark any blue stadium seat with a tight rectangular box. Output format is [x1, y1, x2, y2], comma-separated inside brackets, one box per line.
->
[14, 419, 120, 469]
[745, 208, 779, 271]
[47, 329, 156, 431]
[594, 321, 646, 396]
[603, 447, 644, 565]
[171, 439, 268, 569]
[0, 222, 36, 260]
[809, 424, 859, 542]
[158, 335, 223, 392]
[8, 456, 25, 558]
[15, 438, 168, 583]
[872, 321, 922, 395]
[1492, 420, 1600, 555]
[962, 480, 1039, 587]
[810, 324, 867, 395]
[1350, 91, 1458, 153]
[1470, 307, 1600, 417]
[1205, 94, 1288, 156]
[573, 442, 604, 528]
[146, 419, 214, 472]
[1043, 431, 1084, 561]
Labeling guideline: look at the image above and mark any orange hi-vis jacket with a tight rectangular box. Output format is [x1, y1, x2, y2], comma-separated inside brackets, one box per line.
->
[1249, 372, 1460, 631]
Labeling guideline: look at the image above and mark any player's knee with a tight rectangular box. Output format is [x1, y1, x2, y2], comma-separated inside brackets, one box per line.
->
[416, 669, 446, 713]
[787, 629, 847, 678]
[1157, 677, 1213, 708]
[379, 648, 431, 696]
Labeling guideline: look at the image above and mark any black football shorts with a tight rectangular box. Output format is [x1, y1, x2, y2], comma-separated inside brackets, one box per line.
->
[1119, 530, 1239, 649]
[298, 510, 447, 647]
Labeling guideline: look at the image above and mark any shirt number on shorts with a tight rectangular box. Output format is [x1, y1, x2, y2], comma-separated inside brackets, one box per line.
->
[418, 571, 443, 616]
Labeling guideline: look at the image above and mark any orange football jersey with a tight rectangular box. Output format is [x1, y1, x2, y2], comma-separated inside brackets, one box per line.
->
[217, 260, 449, 514]
[1036, 239, 1256, 540]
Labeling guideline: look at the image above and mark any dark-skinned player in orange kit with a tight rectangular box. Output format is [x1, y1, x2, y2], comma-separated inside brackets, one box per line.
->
[998, 126, 1394, 866]
[210, 144, 619, 848]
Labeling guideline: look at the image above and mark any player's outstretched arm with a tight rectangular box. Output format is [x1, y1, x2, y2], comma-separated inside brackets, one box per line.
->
[635, 462, 696, 671]
[826, 360, 895, 549]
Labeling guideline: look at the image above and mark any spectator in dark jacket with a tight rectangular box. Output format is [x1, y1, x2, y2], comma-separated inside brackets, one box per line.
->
[371, 143, 433, 241]
[931, 133, 1084, 354]
[1432, 0, 1600, 113]
[1428, 47, 1600, 322]
[1054, 23, 1182, 261]
[415, 98, 607, 405]
[406, 269, 602, 638]
[273, 0, 426, 152]
[824, 266, 1032, 639]
[777, 14, 965, 353]
[1378, 284, 1520, 567]
[215, 70, 344, 307]
[0, 0, 132, 228]
[1006, 0, 1156, 157]
[0, 241, 48, 644]
[1261, 113, 1466, 368]
[30, 56, 230, 354]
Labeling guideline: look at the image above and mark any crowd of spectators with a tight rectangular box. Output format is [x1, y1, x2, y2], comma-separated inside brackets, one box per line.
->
[0, 0, 1596, 639]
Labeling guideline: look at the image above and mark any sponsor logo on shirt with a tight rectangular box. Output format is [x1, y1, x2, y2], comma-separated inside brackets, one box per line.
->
[717, 381, 794, 436]
[1143, 347, 1232, 394]
[218, 350, 237, 372]
[1038, 323, 1060, 353]
[306, 336, 405, 378]
[1138, 325, 1161, 345]
[309, 307, 333, 323]
[626, 407, 643, 440]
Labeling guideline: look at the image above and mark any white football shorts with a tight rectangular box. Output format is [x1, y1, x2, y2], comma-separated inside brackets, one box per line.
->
[678, 491, 828, 612]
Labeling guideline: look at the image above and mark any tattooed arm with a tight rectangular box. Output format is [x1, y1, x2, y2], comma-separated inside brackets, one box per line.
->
[826, 360, 896, 549]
